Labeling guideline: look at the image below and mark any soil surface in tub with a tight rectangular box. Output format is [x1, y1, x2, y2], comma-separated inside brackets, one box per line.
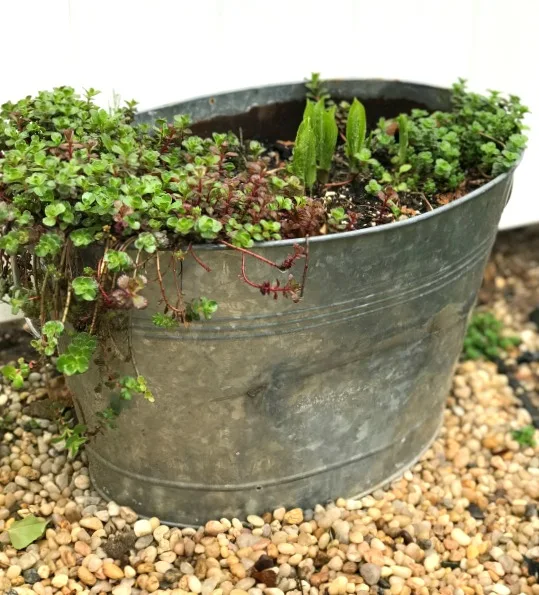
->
[190, 96, 487, 230]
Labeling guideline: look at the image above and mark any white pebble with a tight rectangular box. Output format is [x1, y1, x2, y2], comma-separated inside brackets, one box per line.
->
[133, 519, 153, 537]
[451, 528, 471, 546]
[424, 553, 440, 573]
[247, 515, 265, 527]
[74, 474, 90, 489]
[188, 575, 202, 593]
[51, 574, 69, 588]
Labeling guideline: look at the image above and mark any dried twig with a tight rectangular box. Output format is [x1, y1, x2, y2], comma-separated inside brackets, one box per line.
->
[61, 287, 72, 324]
[421, 193, 434, 211]
[155, 251, 185, 315]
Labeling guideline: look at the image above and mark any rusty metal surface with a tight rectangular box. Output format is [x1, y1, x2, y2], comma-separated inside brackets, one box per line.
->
[64, 81, 515, 525]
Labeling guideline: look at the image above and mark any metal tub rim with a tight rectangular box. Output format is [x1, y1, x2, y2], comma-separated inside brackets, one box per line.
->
[178, 169, 515, 252]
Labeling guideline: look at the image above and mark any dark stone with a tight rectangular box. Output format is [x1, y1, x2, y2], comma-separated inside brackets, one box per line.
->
[467, 503, 485, 520]
[494, 488, 506, 500]
[378, 578, 391, 589]
[493, 357, 510, 374]
[508, 376, 521, 390]
[102, 530, 136, 559]
[255, 554, 276, 571]
[64, 506, 82, 523]
[6, 590, 18, 595]
[399, 530, 414, 544]
[23, 568, 40, 585]
[382, 525, 399, 539]
[442, 560, 460, 569]
[164, 569, 182, 584]
[517, 351, 539, 364]
[22, 399, 60, 421]
[417, 538, 432, 550]
[314, 551, 331, 568]
[525, 503, 538, 519]
[524, 555, 539, 579]
[529, 306, 539, 327]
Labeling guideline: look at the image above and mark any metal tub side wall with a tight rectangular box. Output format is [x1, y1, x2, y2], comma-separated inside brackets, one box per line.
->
[67, 82, 513, 525]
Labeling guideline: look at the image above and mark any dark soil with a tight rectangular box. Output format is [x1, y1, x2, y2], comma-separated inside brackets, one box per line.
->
[263, 141, 489, 229]
[193, 95, 493, 230]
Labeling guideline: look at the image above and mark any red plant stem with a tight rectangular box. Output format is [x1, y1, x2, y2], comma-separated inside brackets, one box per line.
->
[300, 236, 310, 298]
[188, 244, 211, 272]
[219, 240, 280, 269]
[155, 252, 185, 315]
[133, 255, 155, 270]
[39, 270, 50, 327]
[239, 255, 292, 296]
[279, 244, 305, 270]
[240, 255, 262, 289]
[159, 129, 173, 154]
[98, 284, 113, 305]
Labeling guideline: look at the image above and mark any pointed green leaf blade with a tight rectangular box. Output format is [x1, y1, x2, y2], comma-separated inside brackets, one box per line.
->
[303, 100, 315, 122]
[8, 514, 47, 549]
[398, 114, 409, 165]
[312, 99, 325, 164]
[291, 117, 317, 190]
[319, 106, 338, 173]
[346, 98, 367, 172]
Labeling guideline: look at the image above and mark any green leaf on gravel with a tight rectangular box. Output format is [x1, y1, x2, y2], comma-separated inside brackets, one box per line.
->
[8, 514, 47, 549]
[512, 425, 536, 448]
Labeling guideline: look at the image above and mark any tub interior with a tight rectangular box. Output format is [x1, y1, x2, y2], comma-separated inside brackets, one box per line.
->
[190, 93, 449, 141]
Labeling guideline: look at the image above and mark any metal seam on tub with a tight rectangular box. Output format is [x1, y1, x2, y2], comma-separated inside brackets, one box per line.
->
[87, 409, 446, 529]
[85, 413, 437, 491]
[133, 233, 493, 331]
[131, 240, 492, 340]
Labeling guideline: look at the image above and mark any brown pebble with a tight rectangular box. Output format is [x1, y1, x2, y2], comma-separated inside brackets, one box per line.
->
[136, 562, 154, 574]
[310, 571, 329, 587]
[77, 566, 97, 586]
[230, 562, 246, 579]
[283, 508, 304, 525]
[103, 562, 124, 580]
[251, 569, 277, 587]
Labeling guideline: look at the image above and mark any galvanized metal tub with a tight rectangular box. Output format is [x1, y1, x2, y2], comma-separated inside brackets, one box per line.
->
[66, 81, 516, 525]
